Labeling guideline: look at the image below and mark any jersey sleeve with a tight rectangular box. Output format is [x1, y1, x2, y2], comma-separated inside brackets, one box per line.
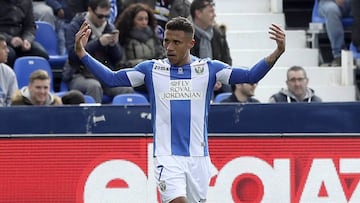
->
[80, 54, 146, 87]
[229, 58, 271, 84]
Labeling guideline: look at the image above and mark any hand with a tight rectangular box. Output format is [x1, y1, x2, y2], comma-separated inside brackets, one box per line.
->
[110, 29, 119, 46]
[11, 37, 23, 48]
[22, 39, 31, 51]
[75, 21, 91, 58]
[57, 9, 65, 19]
[100, 32, 118, 46]
[268, 24, 285, 55]
[336, 0, 345, 7]
[265, 23, 285, 67]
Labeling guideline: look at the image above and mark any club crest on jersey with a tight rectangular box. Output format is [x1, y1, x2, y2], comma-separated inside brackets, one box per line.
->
[159, 180, 166, 192]
[194, 65, 204, 74]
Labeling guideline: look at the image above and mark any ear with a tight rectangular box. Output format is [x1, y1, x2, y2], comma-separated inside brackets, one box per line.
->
[188, 38, 195, 49]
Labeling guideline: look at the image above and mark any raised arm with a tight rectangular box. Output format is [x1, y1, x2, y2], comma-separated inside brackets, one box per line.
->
[73, 22, 135, 87]
[265, 24, 286, 67]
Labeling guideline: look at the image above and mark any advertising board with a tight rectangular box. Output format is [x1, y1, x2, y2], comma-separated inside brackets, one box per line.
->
[2, 136, 360, 203]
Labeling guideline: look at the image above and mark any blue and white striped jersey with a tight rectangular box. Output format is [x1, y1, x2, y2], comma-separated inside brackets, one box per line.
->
[81, 54, 270, 157]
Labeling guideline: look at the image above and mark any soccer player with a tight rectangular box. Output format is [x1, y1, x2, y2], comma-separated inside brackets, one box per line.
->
[75, 16, 285, 203]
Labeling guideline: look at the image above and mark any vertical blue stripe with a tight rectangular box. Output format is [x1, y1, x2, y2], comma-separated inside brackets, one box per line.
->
[170, 65, 191, 156]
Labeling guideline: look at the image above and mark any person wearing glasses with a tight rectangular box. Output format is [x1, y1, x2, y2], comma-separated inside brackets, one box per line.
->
[64, 0, 133, 103]
[269, 66, 322, 103]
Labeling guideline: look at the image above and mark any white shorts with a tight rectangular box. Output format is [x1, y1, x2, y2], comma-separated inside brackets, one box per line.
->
[154, 155, 212, 203]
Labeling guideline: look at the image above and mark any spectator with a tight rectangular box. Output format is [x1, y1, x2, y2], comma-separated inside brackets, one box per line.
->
[0, 34, 18, 107]
[33, 0, 56, 28]
[115, 3, 165, 68]
[115, 3, 166, 96]
[269, 66, 322, 103]
[123, 0, 191, 29]
[220, 83, 260, 103]
[318, 0, 351, 66]
[190, 0, 232, 98]
[11, 70, 62, 105]
[61, 89, 85, 104]
[65, 0, 134, 103]
[0, 0, 49, 67]
[352, 0, 360, 51]
[45, 0, 73, 55]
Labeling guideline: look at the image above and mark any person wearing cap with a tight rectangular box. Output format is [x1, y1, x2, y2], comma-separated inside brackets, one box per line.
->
[190, 0, 232, 99]
[269, 65, 322, 103]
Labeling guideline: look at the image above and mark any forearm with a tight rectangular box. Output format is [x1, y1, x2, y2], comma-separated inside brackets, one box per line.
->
[229, 59, 271, 84]
[80, 54, 132, 87]
[264, 47, 284, 67]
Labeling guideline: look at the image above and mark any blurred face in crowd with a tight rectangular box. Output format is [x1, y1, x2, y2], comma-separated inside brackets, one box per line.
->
[0, 40, 9, 63]
[194, 1, 216, 29]
[89, 6, 111, 27]
[286, 70, 308, 99]
[134, 10, 149, 29]
[29, 79, 51, 105]
[237, 83, 257, 97]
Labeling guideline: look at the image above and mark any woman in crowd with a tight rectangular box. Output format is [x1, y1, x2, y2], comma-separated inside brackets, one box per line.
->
[114, 3, 165, 68]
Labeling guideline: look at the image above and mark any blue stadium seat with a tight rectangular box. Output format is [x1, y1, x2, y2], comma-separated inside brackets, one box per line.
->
[13, 56, 55, 92]
[112, 93, 149, 105]
[213, 92, 231, 103]
[35, 21, 68, 69]
[84, 95, 96, 103]
[350, 43, 360, 60]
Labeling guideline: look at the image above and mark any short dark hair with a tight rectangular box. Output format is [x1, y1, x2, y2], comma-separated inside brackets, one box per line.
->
[61, 90, 85, 105]
[165, 16, 194, 37]
[88, 0, 111, 11]
[190, 0, 215, 19]
[287, 65, 307, 79]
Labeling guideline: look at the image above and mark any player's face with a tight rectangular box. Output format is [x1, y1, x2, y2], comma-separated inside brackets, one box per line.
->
[286, 70, 308, 98]
[163, 30, 194, 66]
[29, 79, 51, 105]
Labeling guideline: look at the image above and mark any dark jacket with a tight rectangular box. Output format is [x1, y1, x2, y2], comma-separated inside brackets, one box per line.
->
[269, 88, 322, 103]
[64, 12, 123, 80]
[191, 25, 232, 65]
[0, 0, 36, 44]
[45, 0, 73, 23]
[220, 94, 260, 103]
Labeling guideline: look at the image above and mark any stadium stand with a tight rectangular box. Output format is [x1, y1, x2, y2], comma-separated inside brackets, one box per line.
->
[215, 0, 357, 102]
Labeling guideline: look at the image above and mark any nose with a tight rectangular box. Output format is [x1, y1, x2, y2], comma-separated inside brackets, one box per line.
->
[166, 42, 174, 51]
